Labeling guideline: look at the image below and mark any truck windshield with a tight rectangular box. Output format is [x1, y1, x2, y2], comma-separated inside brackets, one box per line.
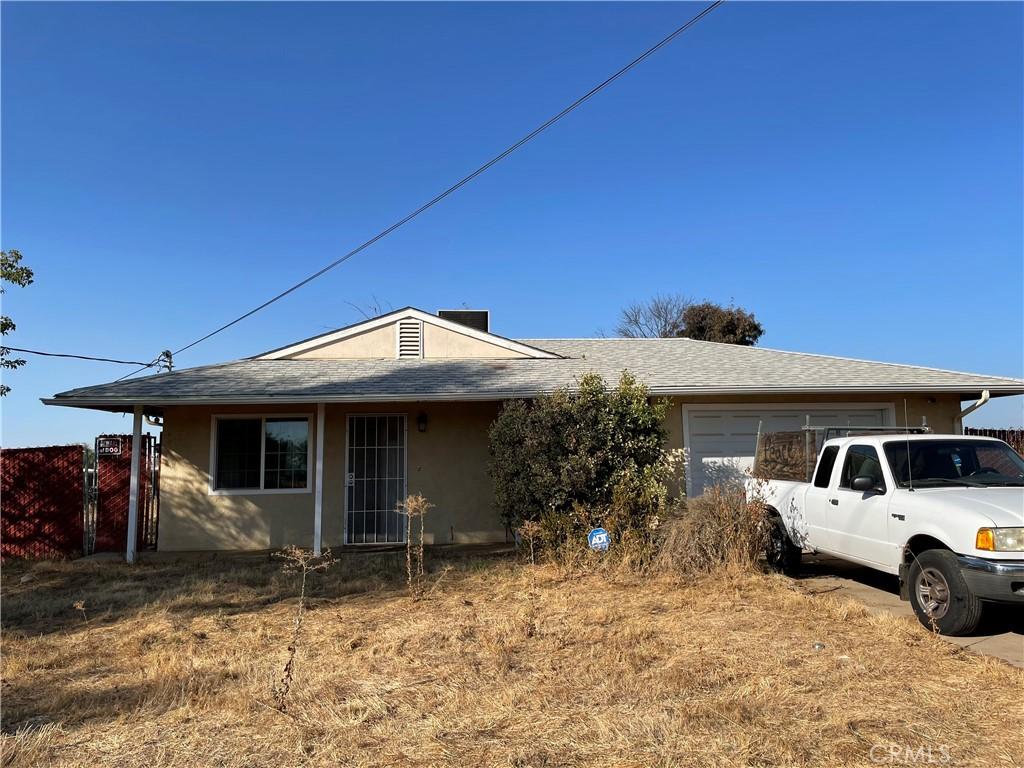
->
[883, 440, 1024, 488]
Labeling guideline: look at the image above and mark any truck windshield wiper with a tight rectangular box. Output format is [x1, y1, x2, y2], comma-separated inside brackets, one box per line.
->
[910, 477, 988, 488]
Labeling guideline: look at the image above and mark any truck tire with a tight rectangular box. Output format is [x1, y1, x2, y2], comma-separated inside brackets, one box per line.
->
[766, 517, 801, 577]
[907, 549, 983, 636]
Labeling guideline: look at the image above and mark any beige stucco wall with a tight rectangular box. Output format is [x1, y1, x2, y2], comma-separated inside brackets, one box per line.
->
[320, 401, 505, 546]
[158, 401, 505, 551]
[422, 323, 528, 359]
[283, 320, 529, 360]
[158, 392, 963, 551]
[286, 325, 395, 359]
[159, 404, 320, 551]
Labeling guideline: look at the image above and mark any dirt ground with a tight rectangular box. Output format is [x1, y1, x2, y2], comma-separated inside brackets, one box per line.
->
[2, 552, 1022, 767]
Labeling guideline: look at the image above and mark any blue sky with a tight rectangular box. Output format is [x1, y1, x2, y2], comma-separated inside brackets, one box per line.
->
[2, 1, 1021, 447]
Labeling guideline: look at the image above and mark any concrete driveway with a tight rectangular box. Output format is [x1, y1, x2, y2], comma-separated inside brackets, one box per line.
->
[799, 554, 1024, 668]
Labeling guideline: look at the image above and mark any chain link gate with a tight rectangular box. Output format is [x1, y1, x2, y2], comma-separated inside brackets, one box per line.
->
[85, 434, 161, 555]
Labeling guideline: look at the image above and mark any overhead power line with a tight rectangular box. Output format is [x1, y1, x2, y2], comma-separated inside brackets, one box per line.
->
[3, 346, 152, 366]
[117, 0, 724, 381]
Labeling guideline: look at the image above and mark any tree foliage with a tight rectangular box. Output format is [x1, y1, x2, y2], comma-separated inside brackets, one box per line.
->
[1, 249, 34, 396]
[681, 302, 764, 346]
[616, 293, 764, 346]
[489, 372, 676, 561]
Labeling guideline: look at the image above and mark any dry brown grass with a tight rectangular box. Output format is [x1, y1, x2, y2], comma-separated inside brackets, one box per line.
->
[656, 487, 770, 575]
[2, 553, 1021, 767]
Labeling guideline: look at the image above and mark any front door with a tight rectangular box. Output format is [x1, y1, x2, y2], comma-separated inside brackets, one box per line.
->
[345, 414, 407, 544]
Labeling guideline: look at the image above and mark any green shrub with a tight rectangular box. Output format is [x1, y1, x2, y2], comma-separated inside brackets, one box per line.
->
[488, 372, 677, 565]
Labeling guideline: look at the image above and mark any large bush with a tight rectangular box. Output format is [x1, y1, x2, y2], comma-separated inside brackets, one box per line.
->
[654, 486, 770, 576]
[488, 372, 675, 562]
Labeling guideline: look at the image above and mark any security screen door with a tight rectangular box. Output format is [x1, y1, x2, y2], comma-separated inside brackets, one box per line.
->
[345, 415, 407, 544]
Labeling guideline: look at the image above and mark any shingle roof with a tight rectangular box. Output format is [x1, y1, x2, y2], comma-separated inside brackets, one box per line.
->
[44, 337, 1024, 411]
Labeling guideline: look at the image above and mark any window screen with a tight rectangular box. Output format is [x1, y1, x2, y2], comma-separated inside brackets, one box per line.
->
[264, 419, 309, 489]
[840, 445, 885, 491]
[215, 418, 261, 490]
[813, 446, 840, 488]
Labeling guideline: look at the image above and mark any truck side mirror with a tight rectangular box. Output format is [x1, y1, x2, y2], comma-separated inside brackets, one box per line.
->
[851, 475, 877, 493]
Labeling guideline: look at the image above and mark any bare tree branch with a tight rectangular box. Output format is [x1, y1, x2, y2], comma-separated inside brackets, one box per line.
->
[616, 294, 691, 338]
[344, 296, 393, 321]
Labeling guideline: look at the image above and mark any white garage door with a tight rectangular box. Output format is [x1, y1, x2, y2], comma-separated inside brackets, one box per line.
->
[684, 406, 888, 496]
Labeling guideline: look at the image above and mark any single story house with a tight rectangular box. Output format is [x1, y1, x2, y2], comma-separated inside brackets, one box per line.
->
[45, 307, 1024, 558]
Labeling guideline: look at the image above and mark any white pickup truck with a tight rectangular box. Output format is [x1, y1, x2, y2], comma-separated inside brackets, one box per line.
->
[750, 433, 1024, 635]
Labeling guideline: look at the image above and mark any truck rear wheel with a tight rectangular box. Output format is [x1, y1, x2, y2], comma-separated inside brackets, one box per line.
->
[907, 549, 983, 636]
[766, 517, 801, 577]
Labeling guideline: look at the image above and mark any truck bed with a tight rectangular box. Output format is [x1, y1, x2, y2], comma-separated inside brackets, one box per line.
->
[749, 478, 812, 550]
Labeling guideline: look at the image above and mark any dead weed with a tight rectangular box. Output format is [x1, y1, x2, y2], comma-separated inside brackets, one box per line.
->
[1, 555, 1020, 768]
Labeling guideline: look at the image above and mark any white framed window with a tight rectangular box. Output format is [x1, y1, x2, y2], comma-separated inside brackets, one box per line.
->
[209, 414, 313, 495]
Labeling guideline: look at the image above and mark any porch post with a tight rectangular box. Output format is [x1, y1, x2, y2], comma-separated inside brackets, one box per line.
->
[126, 404, 143, 564]
[314, 403, 325, 556]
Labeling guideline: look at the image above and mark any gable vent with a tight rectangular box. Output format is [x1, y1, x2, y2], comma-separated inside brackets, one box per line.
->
[396, 319, 423, 359]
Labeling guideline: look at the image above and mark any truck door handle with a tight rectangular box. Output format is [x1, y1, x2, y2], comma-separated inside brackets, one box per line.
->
[829, 498, 839, 506]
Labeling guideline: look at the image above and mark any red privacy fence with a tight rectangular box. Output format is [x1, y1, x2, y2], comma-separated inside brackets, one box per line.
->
[1, 445, 85, 559]
[964, 428, 1024, 455]
[91, 434, 160, 554]
[2, 435, 160, 559]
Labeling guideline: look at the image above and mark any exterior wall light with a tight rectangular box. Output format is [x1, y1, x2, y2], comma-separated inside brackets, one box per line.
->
[417, 412, 428, 433]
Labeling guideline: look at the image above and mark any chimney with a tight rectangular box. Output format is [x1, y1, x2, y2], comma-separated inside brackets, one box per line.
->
[437, 309, 489, 334]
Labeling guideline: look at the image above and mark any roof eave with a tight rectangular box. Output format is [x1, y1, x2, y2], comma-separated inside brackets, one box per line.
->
[41, 384, 1024, 411]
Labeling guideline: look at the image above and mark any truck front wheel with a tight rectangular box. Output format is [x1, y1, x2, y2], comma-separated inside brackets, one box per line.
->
[907, 549, 983, 636]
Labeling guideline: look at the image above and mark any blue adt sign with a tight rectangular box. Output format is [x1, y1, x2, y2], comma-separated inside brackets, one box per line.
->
[588, 527, 610, 552]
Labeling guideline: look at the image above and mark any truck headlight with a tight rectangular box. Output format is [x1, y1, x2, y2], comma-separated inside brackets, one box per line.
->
[976, 527, 1024, 552]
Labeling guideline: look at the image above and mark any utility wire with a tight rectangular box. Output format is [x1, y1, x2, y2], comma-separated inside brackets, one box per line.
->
[3, 346, 153, 366]
[117, 0, 724, 381]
